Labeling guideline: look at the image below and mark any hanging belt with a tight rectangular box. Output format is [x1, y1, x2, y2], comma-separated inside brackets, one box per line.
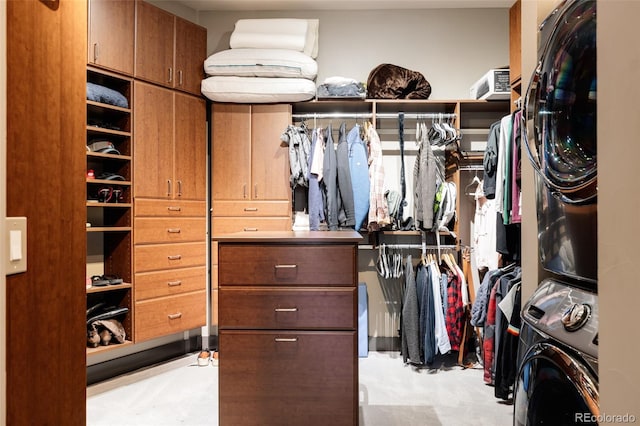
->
[397, 113, 407, 225]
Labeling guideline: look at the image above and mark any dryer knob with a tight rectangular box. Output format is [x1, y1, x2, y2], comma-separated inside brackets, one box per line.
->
[561, 303, 591, 332]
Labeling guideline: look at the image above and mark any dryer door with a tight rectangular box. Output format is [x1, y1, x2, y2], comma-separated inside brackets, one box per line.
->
[525, 0, 597, 204]
[514, 343, 599, 426]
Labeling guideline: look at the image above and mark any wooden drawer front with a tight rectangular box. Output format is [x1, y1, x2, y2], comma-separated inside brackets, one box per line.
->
[135, 242, 206, 273]
[212, 200, 290, 217]
[134, 217, 205, 244]
[212, 217, 291, 235]
[135, 291, 206, 342]
[135, 199, 206, 217]
[219, 287, 356, 330]
[219, 244, 355, 286]
[135, 266, 205, 301]
[219, 330, 357, 426]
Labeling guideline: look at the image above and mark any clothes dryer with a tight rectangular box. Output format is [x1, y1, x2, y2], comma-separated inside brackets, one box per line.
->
[514, 279, 599, 426]
[524, 0, 597, 283]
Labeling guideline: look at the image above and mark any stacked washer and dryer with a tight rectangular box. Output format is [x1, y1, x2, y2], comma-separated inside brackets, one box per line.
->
[514, 1, 599, 425]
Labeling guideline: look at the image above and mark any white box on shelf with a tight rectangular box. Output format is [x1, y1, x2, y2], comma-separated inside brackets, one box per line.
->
[470, 69, 510, 100]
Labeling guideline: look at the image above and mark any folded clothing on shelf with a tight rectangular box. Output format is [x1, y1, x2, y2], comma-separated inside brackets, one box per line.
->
[204, 48, 318, 80]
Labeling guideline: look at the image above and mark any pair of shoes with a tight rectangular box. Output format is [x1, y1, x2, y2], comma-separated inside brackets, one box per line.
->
[91, 274, 123, 286]
[211, 351, 219, 367]
[197, 350, 211, 366]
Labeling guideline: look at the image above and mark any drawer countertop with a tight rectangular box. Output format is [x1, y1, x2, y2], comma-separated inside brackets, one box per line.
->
[213, 230, 362, 243]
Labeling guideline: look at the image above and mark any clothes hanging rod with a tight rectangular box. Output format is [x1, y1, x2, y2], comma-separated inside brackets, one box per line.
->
[358, 244, 458, 250]
[291, 112, 456, 120]
[459, 165, 484, 171]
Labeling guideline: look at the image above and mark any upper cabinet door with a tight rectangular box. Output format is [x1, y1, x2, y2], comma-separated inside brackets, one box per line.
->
[251, 105, 291, 201]
[174, 92, 207, 201]
[135, 0, 175, 88]
[134, 81, 174, 199]
[212, 104, 252, 201]
[88, 0, 134, 75]
[174, 17, 207, 96]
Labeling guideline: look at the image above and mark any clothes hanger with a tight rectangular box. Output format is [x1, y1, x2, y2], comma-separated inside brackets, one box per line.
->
[464, 172, 482, 195]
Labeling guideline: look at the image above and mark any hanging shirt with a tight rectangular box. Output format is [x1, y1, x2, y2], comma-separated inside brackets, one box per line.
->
[322, 124, 339, 231]
[413, 121, 437, 230]
[430, 261, 451, 356]
[336, 122, 355, 228]
[401, 255, 421, 364]
[308, 129, 325, 230]
[347, 124, 370, 231]
[366, 123, 390, 231]
[473, 181, 499, 270]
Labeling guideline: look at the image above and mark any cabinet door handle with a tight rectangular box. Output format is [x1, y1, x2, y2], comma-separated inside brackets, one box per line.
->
[167, 280, 182, 287]
[275, 337, 298, 343]
[243, 227, 258, 232]
[177, 180, 182, 197]
[274, 307, 298, 312]
[274, 264, 297, 270]
[167, 206, 182, 212]
[93, 43, 99, 62]
[167, 179, 172, 197]
[178, 70, 183, 86]
[168, 67, 173, 83]
[254, 184, 258, 198]
[244, 207, 258, 212]
[243, 184, 247, 199]
[168, 313, 182, 320]
[167, 228, 181, 234]
[167, 255, 182, 260]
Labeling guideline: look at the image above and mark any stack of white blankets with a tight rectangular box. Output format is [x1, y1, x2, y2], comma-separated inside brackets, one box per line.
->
[201, 19, 319, 103]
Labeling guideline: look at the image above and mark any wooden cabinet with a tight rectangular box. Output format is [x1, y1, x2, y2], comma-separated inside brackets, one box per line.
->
[134, 0, 207, 96]
[216, 231, 361, 426]
[211, 104, 291, 234]
[133, 199, 207, 342]
[510, 0, 522, 110]
[133, 81, 206, 201]
[88, 0, 134, 75]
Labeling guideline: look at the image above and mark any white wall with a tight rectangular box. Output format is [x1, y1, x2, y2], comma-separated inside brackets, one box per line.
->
[199, 8, 509, 99]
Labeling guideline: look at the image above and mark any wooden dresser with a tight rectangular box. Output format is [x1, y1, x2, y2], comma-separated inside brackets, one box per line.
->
[215, 231, 361, 426]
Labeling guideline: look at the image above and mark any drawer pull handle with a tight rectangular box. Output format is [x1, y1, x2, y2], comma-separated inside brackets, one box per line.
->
[168, 313, 182, 320]
[167, 206, 182, 212]
[168, 255, 182, 260]
[167, 228, 181, 233]
[274, 337, 297, 343]
[274, 307, 298, 312]
[167, 280, 182, 287]
[243, 227, 258, 232]
[274, 264, 297, 270]
[243, 207, 258, 212]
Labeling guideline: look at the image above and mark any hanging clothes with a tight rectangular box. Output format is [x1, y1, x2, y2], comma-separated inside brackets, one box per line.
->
[347, 124, 370, 231]
[366, 123, 391, 231]
[473, 179, 499, 271]
[510, 110, 523, 224]
[482, 120, 501, 199]
[401, 255, 421, 364]
[416, 263, 436, 365]
[322, 124, 339, 231]
[413, 121, 437, 231]
[429, 261, 452, 357]
[280, 123, 311, 189]
[308, 128, 325, 230]
[445, 268, 464, 351]
[336, 122, 355, 228]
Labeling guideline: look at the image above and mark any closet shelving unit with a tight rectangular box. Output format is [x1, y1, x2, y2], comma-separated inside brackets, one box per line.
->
[291, 98, 510, 250]
[86, 67, 134, 354]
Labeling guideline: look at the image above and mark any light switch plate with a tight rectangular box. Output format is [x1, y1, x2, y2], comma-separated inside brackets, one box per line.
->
[5, 217, 27, 275]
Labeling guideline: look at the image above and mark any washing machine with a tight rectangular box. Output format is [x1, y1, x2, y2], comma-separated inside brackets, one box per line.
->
[514, 279, 599, 426]
[524, 0, 597, 284]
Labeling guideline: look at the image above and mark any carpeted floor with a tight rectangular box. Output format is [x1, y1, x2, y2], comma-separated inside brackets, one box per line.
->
[87, 351, 513, 426]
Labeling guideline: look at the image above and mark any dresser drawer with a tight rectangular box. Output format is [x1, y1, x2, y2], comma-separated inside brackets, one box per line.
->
[135, 199, 206, 217]
[219, 287, 356, 330]
[134, 217, 205, 244]
[219, 330, 357, 426]
[212, 200, 290, 217]
[135, 266, 206, 301]
[135, 291, 206, 342]
[135, 242, 206, 273]
[212, 217, 291, 235]
[218, 244, 355, 286]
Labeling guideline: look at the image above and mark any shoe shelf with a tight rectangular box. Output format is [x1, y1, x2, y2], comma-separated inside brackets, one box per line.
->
[86, 66, 134, 355]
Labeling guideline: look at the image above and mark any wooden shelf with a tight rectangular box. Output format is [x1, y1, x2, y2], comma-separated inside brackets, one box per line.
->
[86, 340, 134, 356]
[86, 226, 132, 232]
[86, 178, 131, 186]
[87, 100, 131, 114]
[86, 152, 132, 161]
[86, 202, 132, 208]
[86, 125, 131, 137]
[86, 282, 133, 294]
